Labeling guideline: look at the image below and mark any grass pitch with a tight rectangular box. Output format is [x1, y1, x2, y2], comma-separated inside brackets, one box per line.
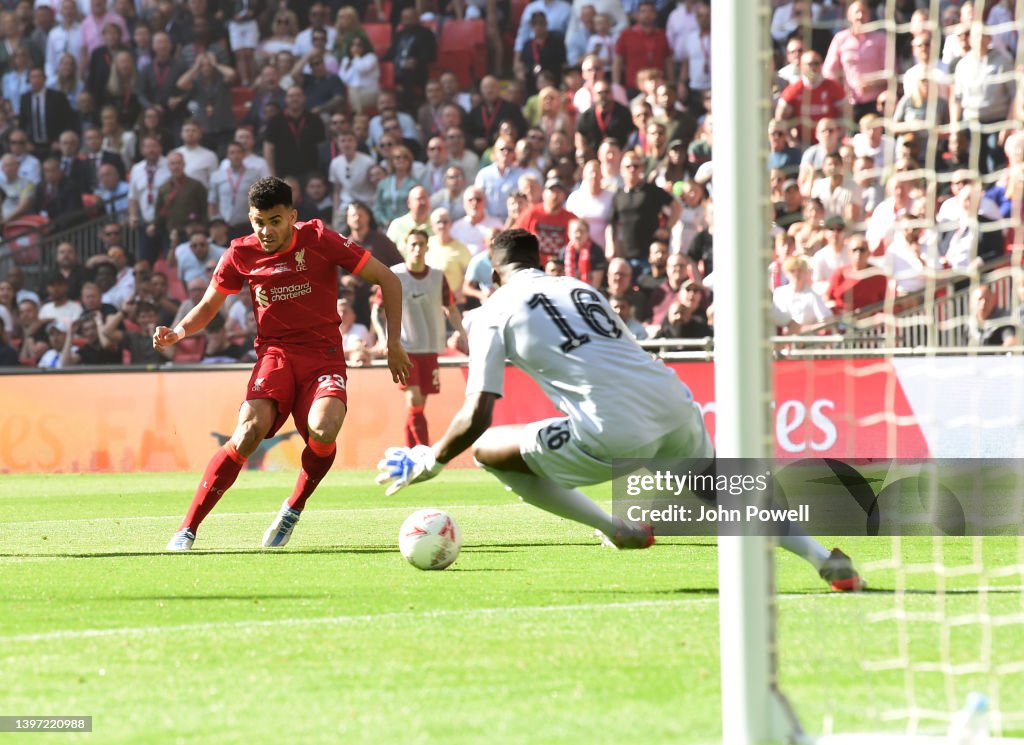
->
[0, 471, 1021, 744]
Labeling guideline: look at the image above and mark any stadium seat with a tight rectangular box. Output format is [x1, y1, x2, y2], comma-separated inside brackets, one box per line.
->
[364, 23, 393, 57]
[438, 19, 486, 78]
[153, 257, 187, 301]
[509, 0, 529, 28]
[379, 61, 395, 89]
[2, 214, 49, 266]
[173, 335, 206, 364]
[430, 50, 474, 90]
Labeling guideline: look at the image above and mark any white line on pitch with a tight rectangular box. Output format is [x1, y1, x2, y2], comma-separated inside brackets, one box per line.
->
[0, 594, 839, 645]
[0, 503, 526, 527]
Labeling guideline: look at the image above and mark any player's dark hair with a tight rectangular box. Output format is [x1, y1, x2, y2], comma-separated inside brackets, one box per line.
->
[490, 229, 541, 270]
[248, 177, 293, 211]
[405, 228, 430, 244]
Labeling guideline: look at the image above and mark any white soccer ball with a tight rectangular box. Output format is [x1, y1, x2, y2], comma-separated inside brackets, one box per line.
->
[398, 509, 461, 570]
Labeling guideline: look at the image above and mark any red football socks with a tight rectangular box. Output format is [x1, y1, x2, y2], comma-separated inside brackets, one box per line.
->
[181, 442, 247, 532]
[406, 406, 429, 447]
[287, 438, 337, 512]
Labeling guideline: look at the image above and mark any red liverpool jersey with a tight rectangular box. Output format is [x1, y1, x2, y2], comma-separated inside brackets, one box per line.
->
[213, 219, 369, 350]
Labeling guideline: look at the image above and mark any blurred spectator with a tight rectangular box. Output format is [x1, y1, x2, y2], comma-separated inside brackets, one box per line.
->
[467, 76, 528, 154]
[811, 151, 863, 224]
[646, 252, 693, 329]
[93, 162, 129, 216]
[374, 145, 422, 227]
[0, 315, 17, 366]
[637, 239, 668, 292]
[767, 119, 802, 177]
[798, 117, 843, 195]
[49, 54, 85, 113]
[127, 135, 171, 262]
[80, 0, 128, 63]
[941, 180, 1006, 271]
[603, 257, 646, 318]
[563, 216, 607, 288]
[147, 271, 180, 326]
[420, 136, 453, 195]
[7, 267, 39, 305]
[788, 197, 828, 256]
[810, 215, 851, 291]
[295, 50, 346, 118]
[418, 80, 447, 144]
[172, 276, 211, 327]
[514, 176, 578, 264]
[151, 150, 208, 255]
[597, 138, 624, 189]
[675, 1, 709, 113]
[99, 103, 135, 169]
[866, 160, 922, 253]
[172, 119, 218, 189]
[825, 233, 887, 314]
[294, 2, 336, 57]
[85, 22, 126, 105]
[343, 200, 403, 268]
[38, 273, 83, 327]
[174, 230, 225, 286]
[852, 155, 883, 217]
[386, 185, 433, 247]
[967, 283, 1014, 346]
[882, 215, 942, 296]
[33, 156, 84, 226]
[81, 125, 123, 186]
[514, 0, 573, 57]
[19, 66, 76, 152]
[46, 0, 84, 83]
[137, 32, 187, 126]
[774, 31, 805, 90]
[384, 7, 437, 107]
[0, 152, 35, 226]
[505, 189, 531, 228]
[775, 51, 846, 145]
[517, 12, 567, 97]
[201, 312, 249, 363]
[226, 284, 256, 341]
[7, 127, 41, 182]
[328, 128, 376, 223]
[231, 126, 271, 179]
[299, 175, 333, 223]
[368, 89, 420, 146]
[655, 293, 712, 340]
[950, 24, 1016, 174]
[609, 293, 647, 339]
[36, 318, 75, 368]
[426, 208, 472, 302]
[208, 141, 260, 238]
[575, 80, 634, 157]
[338, 296, 374, 366]
[331, 6, 370, 61]
[3, 49, 33, 117]
[177, 54, 237, 153]
[263, 86, 326, 181]
[607, 151, 679, 270]
[16, 298, 47, 365]
[0, 281, 15, 337]
[338, 35, 379, 114]
[430, 165, 468, 222]
[475, 134, 531, 221]
[823, 0, 887, 120]
[53, 241, 87, 301]
[566, 159, 614, 247]
[772, 255, 833, 332]
[451, 186, 503, 256]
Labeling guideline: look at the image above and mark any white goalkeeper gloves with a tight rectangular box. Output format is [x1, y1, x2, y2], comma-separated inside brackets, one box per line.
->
[375, 445, 445, 496]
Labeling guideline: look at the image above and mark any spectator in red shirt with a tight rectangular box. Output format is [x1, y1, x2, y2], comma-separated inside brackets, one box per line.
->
[613, 1, 672, 97]
[514, 176, 578, 265]
[826, 233, 887, 314]
[775, 51, 849, 146]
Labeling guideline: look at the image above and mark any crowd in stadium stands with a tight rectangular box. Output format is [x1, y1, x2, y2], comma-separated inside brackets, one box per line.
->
[0, 0, 1022, 368]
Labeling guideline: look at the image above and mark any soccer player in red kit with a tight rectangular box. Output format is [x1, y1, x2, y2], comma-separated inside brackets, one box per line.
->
[155, 177, 412, 551]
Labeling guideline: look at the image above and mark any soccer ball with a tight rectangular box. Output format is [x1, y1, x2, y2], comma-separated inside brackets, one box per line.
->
[398, 509, 461, 570]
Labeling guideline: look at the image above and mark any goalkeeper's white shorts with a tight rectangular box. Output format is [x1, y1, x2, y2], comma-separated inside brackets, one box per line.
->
[519, 402, 713, 489]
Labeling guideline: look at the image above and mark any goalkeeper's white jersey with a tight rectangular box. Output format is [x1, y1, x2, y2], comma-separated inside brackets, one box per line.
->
[465, 268, 697, 459]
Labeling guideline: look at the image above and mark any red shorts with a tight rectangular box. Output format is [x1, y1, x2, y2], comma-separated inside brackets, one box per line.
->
[246, 345, 348, 439]
[402, 353, 440, 394]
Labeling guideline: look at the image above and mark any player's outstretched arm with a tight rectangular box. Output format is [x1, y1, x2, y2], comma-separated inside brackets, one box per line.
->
[357, 255, 412, 385]
[375, 392, 499, 496]
[153, 284, 228, 351]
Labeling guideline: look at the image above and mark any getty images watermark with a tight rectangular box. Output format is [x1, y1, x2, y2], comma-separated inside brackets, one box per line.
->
[612, 458, 1024, 537]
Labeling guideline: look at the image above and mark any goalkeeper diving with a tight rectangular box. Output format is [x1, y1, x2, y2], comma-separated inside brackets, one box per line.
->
[377, 228, 863, 589]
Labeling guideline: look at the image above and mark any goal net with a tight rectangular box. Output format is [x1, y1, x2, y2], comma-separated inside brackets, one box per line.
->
[714, 0, 1024, 742]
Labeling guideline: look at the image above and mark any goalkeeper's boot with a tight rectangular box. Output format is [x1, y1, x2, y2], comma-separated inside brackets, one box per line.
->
[599, 517, 655, 550]
[262, 502, 301, 548]
[819, 548, 866, 592]
[166, 528, 196, 551]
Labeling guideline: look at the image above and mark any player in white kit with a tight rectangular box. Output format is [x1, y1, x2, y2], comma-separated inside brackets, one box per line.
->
[378, 230, 864, 586]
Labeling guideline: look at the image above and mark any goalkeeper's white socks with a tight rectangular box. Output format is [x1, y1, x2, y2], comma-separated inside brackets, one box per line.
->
[478, 462, 619, 538]
[778, 528, 831, 570]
